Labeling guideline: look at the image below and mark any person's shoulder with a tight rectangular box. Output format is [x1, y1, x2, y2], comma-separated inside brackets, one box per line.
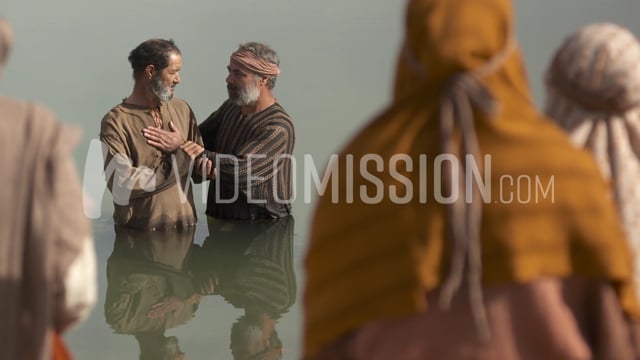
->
[0, 96, 80, 153]
[528, 116, 598, 172]
[0, 96, 60, 129]
[101, 100, 152, 130]
[0, 95, 28, 117]
[168, 97, 193, 112]
[100, 103, 137, 138]
[0, 96, 30, 137]
[101, 102, 130, 123]
[271, 102, 291, 117]
[268, 102, 292, 121]
[263, 102, 294, 127]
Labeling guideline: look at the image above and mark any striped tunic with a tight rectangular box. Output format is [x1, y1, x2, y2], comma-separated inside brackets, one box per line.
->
[199, 100, 295, 220]
[196, 216, 297, 317]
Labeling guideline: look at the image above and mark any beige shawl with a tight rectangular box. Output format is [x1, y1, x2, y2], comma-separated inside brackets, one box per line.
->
[0, 97, 89, 360]
[0, 19, 89, 359]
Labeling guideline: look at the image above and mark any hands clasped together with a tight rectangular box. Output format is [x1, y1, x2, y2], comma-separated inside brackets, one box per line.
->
[143, 121, 216, 179]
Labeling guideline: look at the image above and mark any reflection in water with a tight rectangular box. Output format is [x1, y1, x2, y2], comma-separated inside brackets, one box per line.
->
[193, 216, 296, 360]
[104, 227, 200, 360]
[101, 217, 297, 359]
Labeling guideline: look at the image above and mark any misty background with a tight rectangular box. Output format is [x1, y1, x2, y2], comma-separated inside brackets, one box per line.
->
[2, 1, 640, 359]
[3, 0, 640, 226]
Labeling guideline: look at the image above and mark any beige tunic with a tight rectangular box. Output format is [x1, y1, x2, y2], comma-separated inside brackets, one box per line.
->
[105, 227, 198, 334]
[100, 99, 204, 230]
[0, 96, 95, 360]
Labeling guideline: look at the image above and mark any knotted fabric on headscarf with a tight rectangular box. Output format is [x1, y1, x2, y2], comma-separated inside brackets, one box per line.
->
[407, 36, 516, 342]
[545, 22, 640, 299]
[231, 49, 280, 76]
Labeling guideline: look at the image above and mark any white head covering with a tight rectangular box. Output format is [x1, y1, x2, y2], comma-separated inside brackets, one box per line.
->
[545, 22, 640, 296]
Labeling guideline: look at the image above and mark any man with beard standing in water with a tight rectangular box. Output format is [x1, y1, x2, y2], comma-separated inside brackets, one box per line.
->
[196, 42, 295, 220]
[100, 39, 204, 230]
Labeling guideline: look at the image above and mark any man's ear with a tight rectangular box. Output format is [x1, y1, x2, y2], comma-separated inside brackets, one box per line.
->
[259, 76, 269, 87]
[145, 64, 155, 80]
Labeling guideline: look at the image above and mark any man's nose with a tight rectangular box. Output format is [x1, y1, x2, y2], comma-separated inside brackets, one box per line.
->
[174, 73, 181, 84]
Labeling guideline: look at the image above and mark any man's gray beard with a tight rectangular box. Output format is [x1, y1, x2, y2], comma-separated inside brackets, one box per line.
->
[151, 76, 174, 102]
[231, 81, 260, 106]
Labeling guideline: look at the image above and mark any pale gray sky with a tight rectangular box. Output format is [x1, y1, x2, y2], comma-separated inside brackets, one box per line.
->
[3, 0, 639, 161]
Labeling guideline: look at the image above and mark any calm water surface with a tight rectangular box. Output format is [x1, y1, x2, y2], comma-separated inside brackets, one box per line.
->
[67, 208, 307, 360]
[65, 180, 311, 360]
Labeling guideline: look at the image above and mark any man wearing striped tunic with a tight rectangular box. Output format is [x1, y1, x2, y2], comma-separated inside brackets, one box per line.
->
[197, 42, 295, 220]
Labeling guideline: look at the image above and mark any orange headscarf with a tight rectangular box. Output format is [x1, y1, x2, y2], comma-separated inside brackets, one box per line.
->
[303, 0, 640, 357]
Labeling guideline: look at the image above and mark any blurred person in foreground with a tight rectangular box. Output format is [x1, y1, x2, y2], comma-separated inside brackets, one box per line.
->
[545, 22, 640, 301]
[303, 0, 640, 359]
[0, 17, 96, 360]
[100, 38, 204, 231]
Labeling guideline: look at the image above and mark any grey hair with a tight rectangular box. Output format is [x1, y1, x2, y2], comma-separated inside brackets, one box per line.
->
[238, 42, 280, 89]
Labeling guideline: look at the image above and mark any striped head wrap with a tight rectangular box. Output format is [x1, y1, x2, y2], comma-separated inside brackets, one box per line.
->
[231, 49, 280, 77]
